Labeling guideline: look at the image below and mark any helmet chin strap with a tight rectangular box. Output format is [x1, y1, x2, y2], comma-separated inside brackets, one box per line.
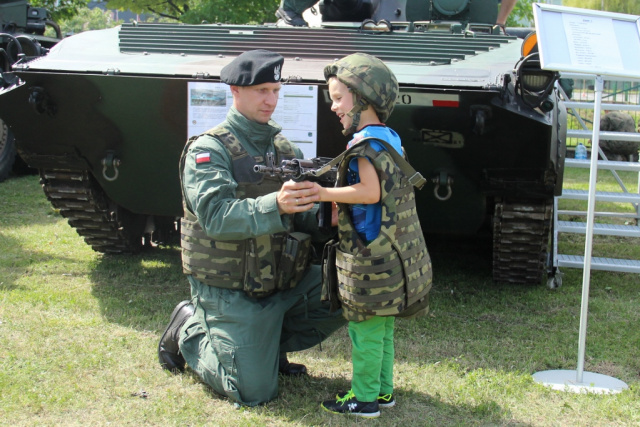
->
[343, 92, 369, 136]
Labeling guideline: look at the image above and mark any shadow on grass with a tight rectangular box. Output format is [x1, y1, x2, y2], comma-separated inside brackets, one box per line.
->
[0, 175, 54, 226]
[88, 245, 190, 330]
[86, 230, 639, 409]
[276, 373, 528, 426]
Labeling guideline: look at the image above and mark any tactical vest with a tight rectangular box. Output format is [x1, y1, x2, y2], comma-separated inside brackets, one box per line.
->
[179, 125, 311, 298]
[334, 138, 432, 321]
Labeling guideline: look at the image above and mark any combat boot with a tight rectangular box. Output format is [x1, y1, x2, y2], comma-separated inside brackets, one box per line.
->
[278, 352, 308, 376]
[158, 300, 194, 373]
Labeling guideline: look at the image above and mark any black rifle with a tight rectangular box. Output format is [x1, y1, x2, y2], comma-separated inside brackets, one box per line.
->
[254, 155, 337, 232]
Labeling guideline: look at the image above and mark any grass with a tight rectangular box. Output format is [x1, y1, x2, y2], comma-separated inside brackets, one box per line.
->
[1, 173, 639, 426]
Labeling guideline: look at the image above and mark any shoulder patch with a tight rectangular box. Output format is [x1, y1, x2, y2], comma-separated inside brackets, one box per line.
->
[195, 152, 211, 164]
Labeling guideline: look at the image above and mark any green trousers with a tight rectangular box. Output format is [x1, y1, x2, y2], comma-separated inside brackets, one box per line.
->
[178, 264, 346, 406]
[349, 316, 395, 402]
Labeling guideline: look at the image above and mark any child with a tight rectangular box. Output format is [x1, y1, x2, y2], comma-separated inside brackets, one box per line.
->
[316, 53, 432, 418]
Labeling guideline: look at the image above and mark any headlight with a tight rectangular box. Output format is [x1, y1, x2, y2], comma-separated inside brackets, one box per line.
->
[514, 32, 559, 111]
[515, 53, 558, 110]
[521, 71, 555, 92]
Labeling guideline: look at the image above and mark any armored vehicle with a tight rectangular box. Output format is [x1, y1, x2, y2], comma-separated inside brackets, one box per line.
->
[0, 0, 567, 285]
[0, 0, 60, 181]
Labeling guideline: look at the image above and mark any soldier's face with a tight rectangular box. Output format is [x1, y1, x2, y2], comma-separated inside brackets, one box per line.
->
[232, 82, 281, 124]
[328, 77, 353, 132]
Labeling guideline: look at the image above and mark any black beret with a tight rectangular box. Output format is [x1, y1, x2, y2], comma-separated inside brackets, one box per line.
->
[220, 49, 284, 86]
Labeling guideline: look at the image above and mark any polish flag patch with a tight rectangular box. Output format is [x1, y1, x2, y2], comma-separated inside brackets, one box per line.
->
[196, 152, 211, 164]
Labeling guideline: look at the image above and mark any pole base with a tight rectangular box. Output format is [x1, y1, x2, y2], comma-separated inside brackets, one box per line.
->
[533, 369, 628, 394]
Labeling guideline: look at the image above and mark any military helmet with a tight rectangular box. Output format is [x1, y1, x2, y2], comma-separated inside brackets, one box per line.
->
[324, 52, 399, 122]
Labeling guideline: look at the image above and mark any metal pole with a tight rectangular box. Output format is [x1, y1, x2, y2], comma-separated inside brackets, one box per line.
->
[576, 75, 604, 383]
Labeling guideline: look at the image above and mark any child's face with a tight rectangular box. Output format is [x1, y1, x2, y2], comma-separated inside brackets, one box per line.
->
[328, 77, 354, 132]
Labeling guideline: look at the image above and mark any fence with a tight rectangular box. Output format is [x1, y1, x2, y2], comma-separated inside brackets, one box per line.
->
[561, 73, 640, 151]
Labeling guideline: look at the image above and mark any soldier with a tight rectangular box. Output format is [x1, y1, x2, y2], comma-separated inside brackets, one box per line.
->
[276, 0, 518, 28]
[315, 53, 433, 418]
[158, 49, 345, 406]
[276, 0, 317, 26]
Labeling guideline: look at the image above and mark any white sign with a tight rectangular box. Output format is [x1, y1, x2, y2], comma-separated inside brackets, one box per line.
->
[562, 13, 624, 71]
[533, 4, 640, 79]
[187, 82, 319, 159]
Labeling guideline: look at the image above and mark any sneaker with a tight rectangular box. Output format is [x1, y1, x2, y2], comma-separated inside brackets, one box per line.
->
[275, 7, 309, 27]
[321, 390, 380, 418]
[377, 393, 396, 408]
[336, 391, 396, 408]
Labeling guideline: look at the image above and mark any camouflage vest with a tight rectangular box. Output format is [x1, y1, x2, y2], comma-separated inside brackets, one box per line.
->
[334, 137, 433, 321]
[179, 125, 311, 298]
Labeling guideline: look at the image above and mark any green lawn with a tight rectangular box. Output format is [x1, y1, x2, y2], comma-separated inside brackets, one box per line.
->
[1, 173, 638, 426]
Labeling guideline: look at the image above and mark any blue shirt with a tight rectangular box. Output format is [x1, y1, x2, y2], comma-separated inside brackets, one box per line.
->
[346, 124, 402, 243]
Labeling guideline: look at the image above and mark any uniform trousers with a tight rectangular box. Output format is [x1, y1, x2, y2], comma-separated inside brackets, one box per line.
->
[179, 264, 346, 406]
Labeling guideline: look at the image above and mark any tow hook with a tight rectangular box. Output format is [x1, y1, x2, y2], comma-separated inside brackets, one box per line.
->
[471, 105, 492, 136]
[432, 171, 453, 201]
[101, 151, 121, 182]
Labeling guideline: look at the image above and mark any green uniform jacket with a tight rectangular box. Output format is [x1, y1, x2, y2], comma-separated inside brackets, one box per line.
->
[182, 107, 326, 257]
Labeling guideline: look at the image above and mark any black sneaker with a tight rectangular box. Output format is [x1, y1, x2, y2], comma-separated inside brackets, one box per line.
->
[336, 391, 396, 408]
[321, 390, 380, 418]
[377, 393, 396, 408]
[275, 7, 308, 27]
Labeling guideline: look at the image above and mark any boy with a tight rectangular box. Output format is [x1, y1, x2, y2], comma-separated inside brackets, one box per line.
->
[315, 53, 432, 418]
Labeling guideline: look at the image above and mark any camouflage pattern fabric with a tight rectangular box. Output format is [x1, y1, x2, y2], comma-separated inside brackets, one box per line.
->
[323, 52, 398, 123]
[179, 125, 310, 297]
[334, 140, 432, 321]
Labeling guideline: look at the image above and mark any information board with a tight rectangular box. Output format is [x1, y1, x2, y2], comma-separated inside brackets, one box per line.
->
[533, 4, 640, 79]
[187, 82, 319, 159]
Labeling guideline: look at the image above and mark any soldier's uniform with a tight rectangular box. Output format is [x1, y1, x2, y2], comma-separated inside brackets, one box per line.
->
[166, 50, 345, 407]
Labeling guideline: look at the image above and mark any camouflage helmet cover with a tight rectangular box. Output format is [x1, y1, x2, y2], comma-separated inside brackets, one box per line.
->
[324, 52, 399, 122]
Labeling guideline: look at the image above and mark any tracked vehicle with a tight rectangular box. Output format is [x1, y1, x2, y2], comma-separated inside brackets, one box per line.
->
[0, 0, 61, 181]
[0, 0, 567, 284]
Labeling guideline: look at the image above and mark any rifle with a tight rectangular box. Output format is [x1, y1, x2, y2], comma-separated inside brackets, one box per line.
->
[254, 155, 337, 232]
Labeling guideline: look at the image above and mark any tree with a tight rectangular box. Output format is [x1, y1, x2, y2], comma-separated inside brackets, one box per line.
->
[58, 7, 123, 36]
[181, 0, 279, 25]
[507, 0, 535, 27]
[31, 0, 91, 21]
[105, 0, 189, 21]
[505, 0, 640, 28]
[563, 0, 640, 16]
[104, 0, 279, 23]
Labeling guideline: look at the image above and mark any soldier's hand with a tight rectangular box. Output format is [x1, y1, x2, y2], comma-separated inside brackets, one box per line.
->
[277, 180, 320, 214]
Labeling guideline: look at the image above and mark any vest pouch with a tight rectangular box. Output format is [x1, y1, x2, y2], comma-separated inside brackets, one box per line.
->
[243, 234, 279, 298]
[321, 238, 341, 313]
[336, 247, 407, 319]
[276, 232, 311, 290]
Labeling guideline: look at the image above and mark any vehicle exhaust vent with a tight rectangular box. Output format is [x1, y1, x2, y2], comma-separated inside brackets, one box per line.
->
[119, 22, 515, 65]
